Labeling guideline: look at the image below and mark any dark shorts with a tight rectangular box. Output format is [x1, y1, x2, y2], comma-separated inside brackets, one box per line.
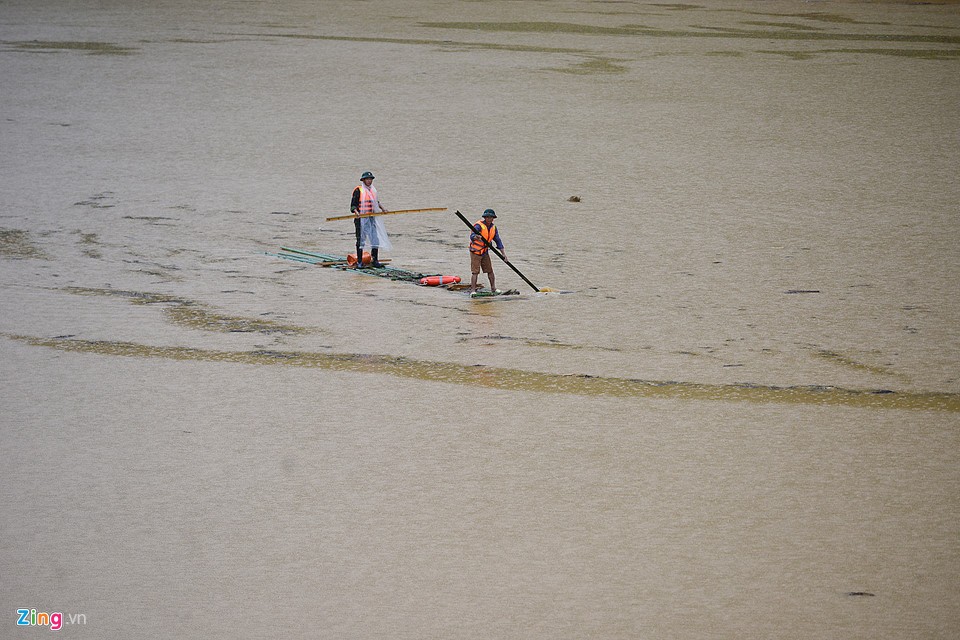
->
[471, 251, 493, 274]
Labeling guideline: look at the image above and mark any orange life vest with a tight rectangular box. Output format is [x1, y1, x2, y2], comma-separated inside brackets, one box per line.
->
[356, 184, 377, 215]
[470, 219, 496, 255]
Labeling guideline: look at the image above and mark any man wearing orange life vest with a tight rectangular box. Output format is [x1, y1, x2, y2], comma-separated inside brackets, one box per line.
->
[350, 171, 390, 268]
[469, 209, 506, 294]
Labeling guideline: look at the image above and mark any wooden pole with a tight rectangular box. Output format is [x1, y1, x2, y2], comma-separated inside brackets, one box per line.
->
[326, 207, 447, 222]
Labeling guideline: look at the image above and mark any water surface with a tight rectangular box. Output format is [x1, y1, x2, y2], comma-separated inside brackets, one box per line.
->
[1, 1, 958, 637]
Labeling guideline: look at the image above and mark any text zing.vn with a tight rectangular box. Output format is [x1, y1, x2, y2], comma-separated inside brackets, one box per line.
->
[16, 609, 86, 631]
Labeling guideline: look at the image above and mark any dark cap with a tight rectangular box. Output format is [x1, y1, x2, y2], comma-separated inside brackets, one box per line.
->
[361, 171, 375, 180]
[482, 209, 497, 218]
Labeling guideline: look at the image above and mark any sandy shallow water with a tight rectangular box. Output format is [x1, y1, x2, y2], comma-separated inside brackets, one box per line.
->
[2, 1, 959, 637]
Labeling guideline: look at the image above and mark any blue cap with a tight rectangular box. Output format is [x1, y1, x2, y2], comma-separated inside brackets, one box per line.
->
[482, 209, 497, 218]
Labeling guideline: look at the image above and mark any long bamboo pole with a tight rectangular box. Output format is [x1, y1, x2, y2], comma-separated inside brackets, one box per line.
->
[326, 207, 447, 222]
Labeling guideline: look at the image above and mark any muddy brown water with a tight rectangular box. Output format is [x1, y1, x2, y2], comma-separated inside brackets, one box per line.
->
[1, 1, 958, 638]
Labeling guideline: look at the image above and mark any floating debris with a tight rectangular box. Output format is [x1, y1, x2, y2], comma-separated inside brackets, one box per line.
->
[0, 228, 47, 259]
[78, 232, 102, 259]
[74, 193, 116, 209]
[8, 40, 137, 55]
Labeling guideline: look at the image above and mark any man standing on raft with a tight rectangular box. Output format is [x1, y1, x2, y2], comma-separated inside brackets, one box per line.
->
[469, 209, 506, 294]
[351, 171, 390, 268]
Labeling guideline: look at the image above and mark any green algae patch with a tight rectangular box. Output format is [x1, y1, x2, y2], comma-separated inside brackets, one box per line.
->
[78, 233, 102, 259]
[687, 25, 960, 44]
[63, 286, 186, 305]
[6, 334, 959, 413]
[759, 48, 960, 60]
[761, 50, 817, 61]
[9, 40, 137, 55]
[551, 56, 629, 74]
[825, 48, 960, 60]
[420, 21, 960, 45]
[740, 21, 826, 32]
[62, 287, 309, 335]
[460, 335, 621, 352]
[251, 29, 959, 61]
[705, 51, 745, 57]
[257, 33, 588, 55]
[650, 4, 705, 10]
[0, 228, 48, 259]
[162, 304, 306, 335]
[814, 350, 905, 379]
[419, 21, 651, 36]
[776, 13, 872, 25]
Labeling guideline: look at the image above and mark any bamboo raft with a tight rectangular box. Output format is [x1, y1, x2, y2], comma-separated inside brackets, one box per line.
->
[269, 247, 489, 292]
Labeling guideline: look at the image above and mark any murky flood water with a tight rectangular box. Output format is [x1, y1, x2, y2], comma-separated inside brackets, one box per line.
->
[1, 1, 958, 637]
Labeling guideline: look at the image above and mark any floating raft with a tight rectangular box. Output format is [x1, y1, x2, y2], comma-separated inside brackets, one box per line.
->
[270, 247, 479, 291]
[470, 289, 521, 298]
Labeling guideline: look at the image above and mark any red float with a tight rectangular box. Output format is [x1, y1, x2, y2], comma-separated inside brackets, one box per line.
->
[419, 275, 461, 286]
